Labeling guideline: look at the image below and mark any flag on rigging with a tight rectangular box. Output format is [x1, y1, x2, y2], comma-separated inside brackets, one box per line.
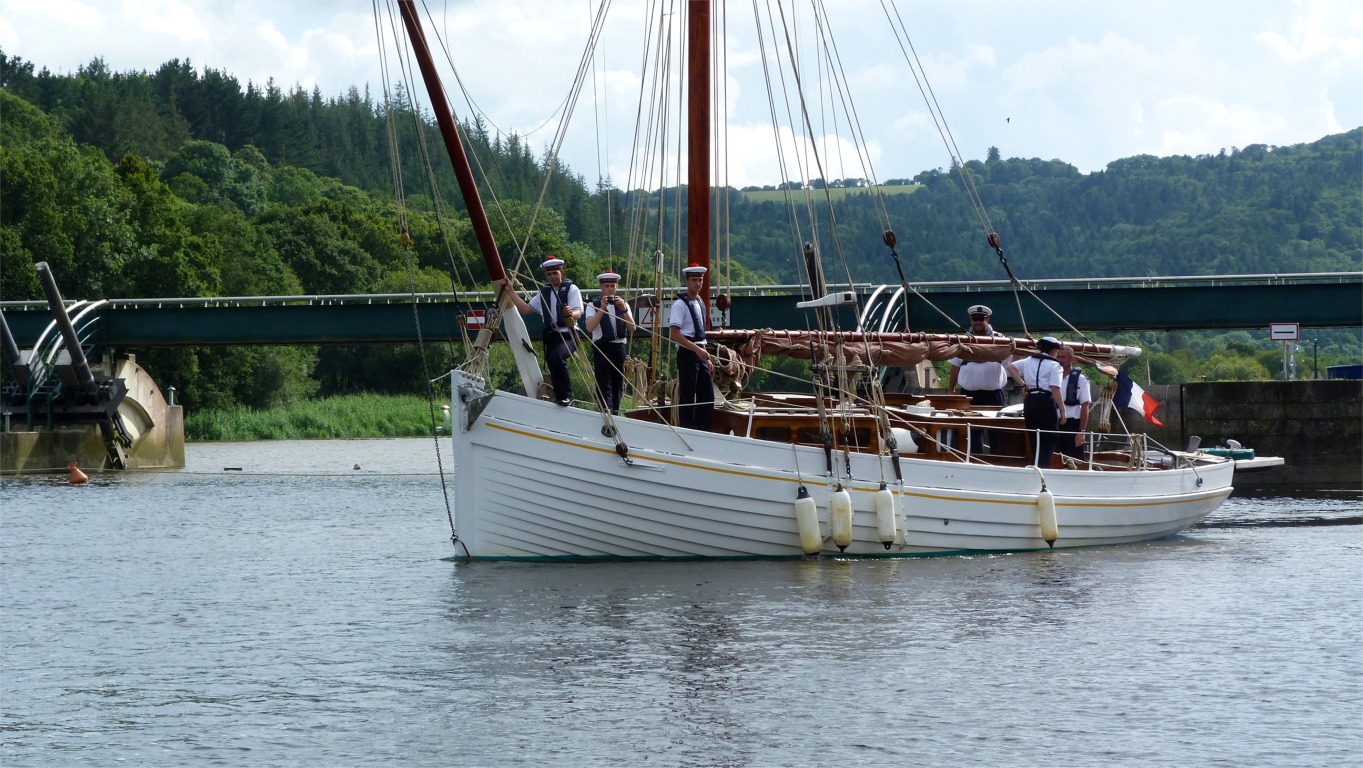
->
[1114, 371, 1165, 427]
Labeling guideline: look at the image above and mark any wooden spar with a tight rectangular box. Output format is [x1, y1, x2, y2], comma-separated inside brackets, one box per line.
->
[707, 329, 1142, 358]
[396, 1, 504, 282]
[687, 0, 711, 323]
[395, 0, 542, 397]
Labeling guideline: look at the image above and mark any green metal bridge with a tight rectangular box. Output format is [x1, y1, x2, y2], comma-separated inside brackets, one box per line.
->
[3, 272, 1359, 348]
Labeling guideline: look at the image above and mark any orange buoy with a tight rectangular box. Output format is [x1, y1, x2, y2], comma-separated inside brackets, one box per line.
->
[68, 461, 88, 485]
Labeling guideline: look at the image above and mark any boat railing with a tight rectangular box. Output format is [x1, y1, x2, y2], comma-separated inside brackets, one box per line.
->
[718, 398, 1183, 470]
[951, 421, 1175, 470]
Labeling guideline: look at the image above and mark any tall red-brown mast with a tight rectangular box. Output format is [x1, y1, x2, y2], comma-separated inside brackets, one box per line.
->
[397, 0, 506, 283]
[686, 0, 711, 324]
[395, 0, 540, 395]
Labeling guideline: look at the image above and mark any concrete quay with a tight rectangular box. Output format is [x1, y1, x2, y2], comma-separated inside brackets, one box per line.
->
[1143, 380, 1362, 492]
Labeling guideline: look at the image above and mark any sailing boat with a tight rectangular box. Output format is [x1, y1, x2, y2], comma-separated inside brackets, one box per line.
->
[394, 1, 1251, 560]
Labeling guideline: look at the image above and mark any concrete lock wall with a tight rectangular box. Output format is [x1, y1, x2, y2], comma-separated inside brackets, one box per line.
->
[0, 353, 185, 475]
[1137, 381, 1362, 491]
[0, 404, 185, 474]
[0, 427, 110, 473]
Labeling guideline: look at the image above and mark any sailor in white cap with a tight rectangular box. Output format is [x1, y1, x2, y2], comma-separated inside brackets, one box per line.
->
[947, 304, 1008, 453]
[1008, 336, 1068, 467]
[584, 270, 635, 414]
[498, 256, 584, 405]
[668, 263, 714, 430]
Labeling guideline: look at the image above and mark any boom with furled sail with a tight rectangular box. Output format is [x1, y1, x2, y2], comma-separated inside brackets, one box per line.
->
[710, 328, 1139, 370]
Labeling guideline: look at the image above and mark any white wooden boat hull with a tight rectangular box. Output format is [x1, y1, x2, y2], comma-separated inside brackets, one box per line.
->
[448, 372, 1233, 560]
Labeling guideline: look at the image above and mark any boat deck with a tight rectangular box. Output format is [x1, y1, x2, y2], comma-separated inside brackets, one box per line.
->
[623, 392, 1184, 471]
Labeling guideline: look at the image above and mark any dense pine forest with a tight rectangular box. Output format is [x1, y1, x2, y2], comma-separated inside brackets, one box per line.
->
[2, 53, 1359, 410]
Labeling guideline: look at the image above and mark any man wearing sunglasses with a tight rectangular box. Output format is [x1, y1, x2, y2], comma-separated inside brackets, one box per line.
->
[947, 304, 1009, 454]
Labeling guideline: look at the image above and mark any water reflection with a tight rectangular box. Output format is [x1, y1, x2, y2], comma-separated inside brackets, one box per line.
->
[663, 601, 754, 766]
[434, 563, 769, 763]
[436, 553, 1108, 689]
[1201, 492, 1362, 528]
[3, 441, 1357, 767]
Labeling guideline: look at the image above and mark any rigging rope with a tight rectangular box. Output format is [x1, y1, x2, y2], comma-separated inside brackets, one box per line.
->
[375, 0, 460, 549]
[879, 0, 996, 245]
[876, 0, 1109, 341]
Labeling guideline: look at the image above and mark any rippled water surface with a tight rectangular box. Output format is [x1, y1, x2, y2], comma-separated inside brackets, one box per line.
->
[3, 439, 1359, 766]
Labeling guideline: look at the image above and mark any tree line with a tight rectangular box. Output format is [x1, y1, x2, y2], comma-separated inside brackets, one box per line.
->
[1, 53, 1358, 411]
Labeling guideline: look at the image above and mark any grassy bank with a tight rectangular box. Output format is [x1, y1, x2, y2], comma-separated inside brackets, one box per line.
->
[185, 394, 447, 441]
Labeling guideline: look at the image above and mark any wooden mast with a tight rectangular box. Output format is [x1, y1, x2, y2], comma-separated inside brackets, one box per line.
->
[687, 0, 711, 325]
[396, 0, 541, 396]
[397, 1, 503, 281]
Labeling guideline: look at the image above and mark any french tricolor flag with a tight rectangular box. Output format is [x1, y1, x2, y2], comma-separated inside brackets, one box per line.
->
[1115, 371, 1165, 427]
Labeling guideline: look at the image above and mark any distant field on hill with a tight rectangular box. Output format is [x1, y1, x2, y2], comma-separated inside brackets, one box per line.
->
[740, 184, 922, 203]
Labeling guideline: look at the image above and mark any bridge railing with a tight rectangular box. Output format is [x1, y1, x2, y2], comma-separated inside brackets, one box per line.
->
[2, 271, 1358, 312]
[3, 272, 1358, 345]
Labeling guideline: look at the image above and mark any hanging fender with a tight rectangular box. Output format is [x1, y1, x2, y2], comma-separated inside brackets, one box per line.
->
[794, 485, 821, 556]
[874, 482, 897, 550]
[1037, 485, 1059, 546]
[829, 485, 853, 552]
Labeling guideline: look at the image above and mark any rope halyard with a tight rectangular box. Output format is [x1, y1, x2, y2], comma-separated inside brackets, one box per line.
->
[375, 3, 465, 551]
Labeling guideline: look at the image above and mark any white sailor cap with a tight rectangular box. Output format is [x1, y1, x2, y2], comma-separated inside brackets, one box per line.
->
[540, 257, 565, 270]
[968, 304, 992, 317]
[597, 271, 621, 282]
[1037, 336, 1061, 352]
[682, 263, 707, 277]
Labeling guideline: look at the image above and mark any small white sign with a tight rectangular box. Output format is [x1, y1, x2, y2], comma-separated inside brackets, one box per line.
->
[636, 299, 729, 330]
[1269, 322, 1299, 341]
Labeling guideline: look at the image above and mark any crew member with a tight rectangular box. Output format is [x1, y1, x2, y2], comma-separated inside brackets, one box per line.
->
[669, 263, 714, 431]
[1055, 345, 1092, 460]
[585, 270, 635, 414]
[947, 304, 1008, 453]
[1009, 336, 1067, 467]
[499, 257, 583, 405]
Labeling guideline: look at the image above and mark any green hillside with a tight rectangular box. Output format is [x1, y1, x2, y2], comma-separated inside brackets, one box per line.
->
[2, 52, 1359, 409]
[739, 184, 922, 204]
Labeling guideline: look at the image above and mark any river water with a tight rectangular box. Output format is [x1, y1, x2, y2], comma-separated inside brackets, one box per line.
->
[2, 438, 1359, 766]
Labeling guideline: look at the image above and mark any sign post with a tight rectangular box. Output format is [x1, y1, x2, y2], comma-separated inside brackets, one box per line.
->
[1270, 323, 1299, 380]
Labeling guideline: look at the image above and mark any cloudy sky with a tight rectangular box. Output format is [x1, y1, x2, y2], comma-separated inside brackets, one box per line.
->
[2, 0, 1359, 189]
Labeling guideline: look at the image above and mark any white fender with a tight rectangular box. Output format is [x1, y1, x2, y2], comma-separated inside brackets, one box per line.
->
[829, 486, 853, 551]
[1037, 487, 1059, 546]
[794, 485, 822, 555]
[891, 427, 918, 455]
[874, 483, 897, 549]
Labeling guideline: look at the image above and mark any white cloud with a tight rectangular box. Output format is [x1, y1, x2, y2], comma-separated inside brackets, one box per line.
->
[0, 15, 16, 50]
[1, 0, 1357, 181]
[130, 0, 206, 41]
[1258, 0, 1363, 62]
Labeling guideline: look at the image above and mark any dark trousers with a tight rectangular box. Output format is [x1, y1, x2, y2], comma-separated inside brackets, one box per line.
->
[543, 331, 577, 403]
[1023, 391, 1060, 467]
[592, 341, 627, 414]
[676, 346, 714, 431]
[1057, 418, 1085, 460]
[961, 387, 1005, 454]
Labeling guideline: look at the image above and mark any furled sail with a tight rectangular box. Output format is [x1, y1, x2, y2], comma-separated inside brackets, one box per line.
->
[709, 329, 1140, 370]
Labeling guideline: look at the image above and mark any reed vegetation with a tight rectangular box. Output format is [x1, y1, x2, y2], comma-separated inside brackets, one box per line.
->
[185, 394, 447, 441]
